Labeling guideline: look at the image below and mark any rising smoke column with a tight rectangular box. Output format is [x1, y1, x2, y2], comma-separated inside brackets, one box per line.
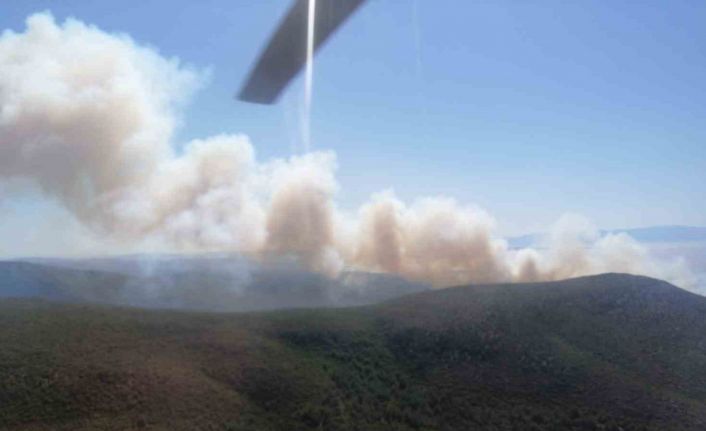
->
[263, 151, 344, 276]
[353, 193, 512, 286]
[0, 13, 695, 290]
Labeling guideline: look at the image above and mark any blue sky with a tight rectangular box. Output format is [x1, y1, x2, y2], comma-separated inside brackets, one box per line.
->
[2, 0, 705, 235]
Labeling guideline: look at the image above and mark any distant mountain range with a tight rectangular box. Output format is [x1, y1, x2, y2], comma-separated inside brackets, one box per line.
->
[1, 273, 705, 430]
[0, 256, 429, 312]
[508, 225, 706, 248]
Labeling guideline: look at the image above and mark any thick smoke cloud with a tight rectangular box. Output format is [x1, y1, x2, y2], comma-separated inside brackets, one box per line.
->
[0, 13, 695, 290]
[352, 193, 511, 286]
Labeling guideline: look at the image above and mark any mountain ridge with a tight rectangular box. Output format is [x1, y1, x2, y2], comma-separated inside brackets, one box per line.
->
[508, 225, 706, 248]
[0, 258, 429, 312]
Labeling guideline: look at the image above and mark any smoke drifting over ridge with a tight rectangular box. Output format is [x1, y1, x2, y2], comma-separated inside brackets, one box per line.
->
[0, 14, 695, 289]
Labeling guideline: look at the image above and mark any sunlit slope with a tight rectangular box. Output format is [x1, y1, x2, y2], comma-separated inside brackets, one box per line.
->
[1, 273, 705, 430]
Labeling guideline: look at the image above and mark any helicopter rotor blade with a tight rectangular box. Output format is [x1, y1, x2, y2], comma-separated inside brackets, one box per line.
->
[238, 0, 367, 104]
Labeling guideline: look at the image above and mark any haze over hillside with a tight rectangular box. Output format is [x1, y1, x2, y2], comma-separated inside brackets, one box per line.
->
[0, 256, 429, 312]
[1, 273, 705, 430]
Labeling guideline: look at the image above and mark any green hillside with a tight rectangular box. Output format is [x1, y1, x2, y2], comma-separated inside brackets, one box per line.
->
[1, 273, 705, 430]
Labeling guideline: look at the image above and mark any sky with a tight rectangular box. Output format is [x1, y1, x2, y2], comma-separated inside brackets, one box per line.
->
[1, 0, 705, 238]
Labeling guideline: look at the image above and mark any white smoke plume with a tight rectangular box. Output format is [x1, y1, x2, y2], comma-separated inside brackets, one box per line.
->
[351, 193, 511, 286]
[511, 214, 694, 288]
[0, 13, 695, 290]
